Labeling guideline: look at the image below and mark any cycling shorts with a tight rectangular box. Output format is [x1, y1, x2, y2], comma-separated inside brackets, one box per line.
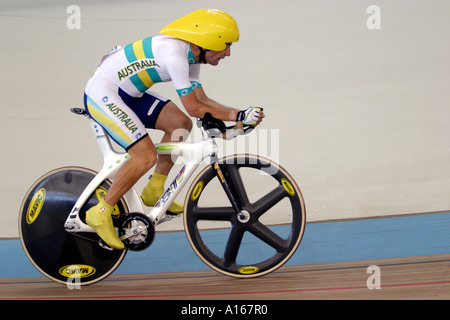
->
[84, 72, 169, 150]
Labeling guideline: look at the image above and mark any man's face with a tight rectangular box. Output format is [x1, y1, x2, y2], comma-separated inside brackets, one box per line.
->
[204, 44, 232, 66]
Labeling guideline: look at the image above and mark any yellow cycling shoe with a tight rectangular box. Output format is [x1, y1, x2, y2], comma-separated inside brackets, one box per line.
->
[95, 186, 120, 218]
[86, 199, 124, 250]
[141, 172, 184, 215]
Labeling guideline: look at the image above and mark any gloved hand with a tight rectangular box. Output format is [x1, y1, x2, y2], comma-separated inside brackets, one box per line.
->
[236, 107, 263, 126]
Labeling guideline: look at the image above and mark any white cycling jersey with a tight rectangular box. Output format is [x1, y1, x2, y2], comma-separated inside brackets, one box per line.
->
[93, 35, 202, 98]
[84, 35, 202, 150]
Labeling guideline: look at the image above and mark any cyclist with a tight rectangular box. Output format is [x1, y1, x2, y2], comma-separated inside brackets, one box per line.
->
[83, 9, 265, 249]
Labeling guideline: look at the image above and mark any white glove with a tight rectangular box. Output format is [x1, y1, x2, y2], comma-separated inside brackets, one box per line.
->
[236, 107, 262, 126]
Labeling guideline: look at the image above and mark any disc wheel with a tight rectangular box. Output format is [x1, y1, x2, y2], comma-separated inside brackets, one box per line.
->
[19, 167, 129, 286]
[184, 155, 306, 278]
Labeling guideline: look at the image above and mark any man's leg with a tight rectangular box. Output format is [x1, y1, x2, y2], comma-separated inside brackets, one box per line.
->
[105, 136, 157, 205]
[86, 136, 157, 249]
[154, 101, 193, 174]
[140, 102, 192, 213]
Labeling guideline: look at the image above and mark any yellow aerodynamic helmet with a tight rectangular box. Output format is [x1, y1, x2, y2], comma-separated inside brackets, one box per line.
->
[160, 9, 240, 52]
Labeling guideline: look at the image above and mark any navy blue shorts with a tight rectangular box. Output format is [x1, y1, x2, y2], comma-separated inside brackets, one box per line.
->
[118, 88, 169, 130]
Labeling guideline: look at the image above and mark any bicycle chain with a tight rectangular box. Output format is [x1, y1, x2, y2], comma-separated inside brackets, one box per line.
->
[69, 231, 115, 250]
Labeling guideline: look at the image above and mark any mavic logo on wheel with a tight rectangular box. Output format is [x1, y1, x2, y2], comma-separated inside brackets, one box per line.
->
[26, 188, 46, 224]
[281, 178, 296, 196]
[59, 264, 96, 278]
[238, 266, 259, 275]
[191, 181, 204, 201]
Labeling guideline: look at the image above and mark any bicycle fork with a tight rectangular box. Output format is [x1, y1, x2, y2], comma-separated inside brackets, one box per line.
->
[210, 156, 243, 217]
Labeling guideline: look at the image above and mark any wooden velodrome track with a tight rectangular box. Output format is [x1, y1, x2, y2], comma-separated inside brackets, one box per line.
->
[1, 253, 448, 300]
[1, 212, 449, 300]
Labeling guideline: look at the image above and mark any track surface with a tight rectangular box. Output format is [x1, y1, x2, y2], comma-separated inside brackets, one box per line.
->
[1, 254, 448, 300]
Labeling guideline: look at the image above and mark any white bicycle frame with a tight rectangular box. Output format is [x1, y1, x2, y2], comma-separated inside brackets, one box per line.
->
[64, 118, 219, 234]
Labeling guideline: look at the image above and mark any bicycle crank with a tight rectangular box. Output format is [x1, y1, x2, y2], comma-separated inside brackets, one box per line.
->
[118, 213, 155, 251]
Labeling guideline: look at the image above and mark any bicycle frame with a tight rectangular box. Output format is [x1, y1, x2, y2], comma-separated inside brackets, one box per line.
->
[64, 117, 218, 234]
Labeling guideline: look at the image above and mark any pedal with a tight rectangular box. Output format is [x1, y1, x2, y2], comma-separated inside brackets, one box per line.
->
[166, 210, 183, 217]
[98, 239, 114, 251]
[156, 213, 181, 225]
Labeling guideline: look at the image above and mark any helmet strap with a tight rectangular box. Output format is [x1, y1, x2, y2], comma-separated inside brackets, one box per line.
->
[198, 46, 209, 64]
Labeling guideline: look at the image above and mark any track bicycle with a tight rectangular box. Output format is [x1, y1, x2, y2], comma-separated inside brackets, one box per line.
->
[19, 108, 306, 285]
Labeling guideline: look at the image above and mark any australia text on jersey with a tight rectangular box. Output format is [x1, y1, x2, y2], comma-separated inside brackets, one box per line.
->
[117, 59, 159, 81]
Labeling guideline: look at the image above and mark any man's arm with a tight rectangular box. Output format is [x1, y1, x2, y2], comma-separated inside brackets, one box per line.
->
[180, 87, 239, 121]
[193, 87, 232, 111]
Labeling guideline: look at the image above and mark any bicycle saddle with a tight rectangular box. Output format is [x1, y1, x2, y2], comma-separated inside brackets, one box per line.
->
[70, 107, 90, 117]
